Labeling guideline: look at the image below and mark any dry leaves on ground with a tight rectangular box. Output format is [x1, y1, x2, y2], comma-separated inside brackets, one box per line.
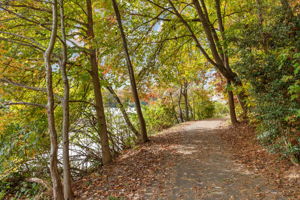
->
[220, 123, 300, 199]
[73, 126, 183, 200]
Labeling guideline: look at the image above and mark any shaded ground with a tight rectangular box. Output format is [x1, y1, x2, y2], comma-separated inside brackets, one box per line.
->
[74, 119, 299, 199]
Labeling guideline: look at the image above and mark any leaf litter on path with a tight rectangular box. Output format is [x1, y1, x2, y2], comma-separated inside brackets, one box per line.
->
[74, 119, 299, 199]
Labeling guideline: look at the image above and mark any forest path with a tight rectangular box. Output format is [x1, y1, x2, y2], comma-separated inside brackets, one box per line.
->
[144, 119, 286, 200]
[74, 119, 289, 199]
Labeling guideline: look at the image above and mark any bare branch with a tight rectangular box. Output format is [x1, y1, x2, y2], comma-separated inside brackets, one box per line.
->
[0, 77, 63, 100]
[0, 37, 45, 52]
[0, 77, 47, 93]
[143, 34, 192, 44]
[0, 3, 51, 13]
[0, 31, 46, 49]
[143, 0, 176, 15]
[68, 100, 95, 107]
[2, 101, 46, 108]
[0, 6, 51, 30]
[167, 0, 218, 67]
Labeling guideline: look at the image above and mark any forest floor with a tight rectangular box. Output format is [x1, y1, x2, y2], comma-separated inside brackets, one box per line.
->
[74, 119, 300, 200]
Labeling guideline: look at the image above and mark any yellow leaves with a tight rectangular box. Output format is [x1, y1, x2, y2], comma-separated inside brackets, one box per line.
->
[94, 0, 109, 8]
[100, 64, 112, 75]
[0, 45, 7, 54]
[0, 113, 16, 134]
[0, 158, 24, 180]
[290, 0, 300, 14]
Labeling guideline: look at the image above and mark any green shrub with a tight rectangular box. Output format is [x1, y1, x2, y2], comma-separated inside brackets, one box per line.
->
[143, 102, 178, 135]
[233, 12, 300, 162]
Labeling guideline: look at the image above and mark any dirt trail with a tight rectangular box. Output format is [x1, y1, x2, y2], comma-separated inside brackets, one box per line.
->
[75, 119, 290, 200]
[145, 119, 286, 200]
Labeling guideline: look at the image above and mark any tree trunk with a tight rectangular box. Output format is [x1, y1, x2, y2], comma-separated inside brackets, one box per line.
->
[183, 81, 189, 121]
[191, 95, 196, 120]
[44, 1, 64, 199]
[227, 81, 238, 125]
[192, 0, 224, 66]
[86, 0, 112, 165]
[111, 0, 149, 143]
[178, 85, 184, 122]
[231, 77, 248, 118]
[215, 0, 248, 119]
[59, 0, 74, 199]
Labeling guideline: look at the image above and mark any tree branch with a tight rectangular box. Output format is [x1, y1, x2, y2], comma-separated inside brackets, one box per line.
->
[0, 37, 45, 52]
[0, 77, 63, 100]
[0, 31, 46, 49]
[0, 77, 47, 93]
[2, 101, 46, 108]
[167, 0, 218, 67]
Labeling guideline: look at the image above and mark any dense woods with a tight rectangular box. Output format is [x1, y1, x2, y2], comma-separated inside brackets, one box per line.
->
[0, 0, 299, 199]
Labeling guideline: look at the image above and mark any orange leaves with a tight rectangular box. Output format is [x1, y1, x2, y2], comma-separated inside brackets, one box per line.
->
[142, 92, 158, 103]
[100, 64, 112, 75]
[106, 15, 117, 24]
[74, 134, 178, 199]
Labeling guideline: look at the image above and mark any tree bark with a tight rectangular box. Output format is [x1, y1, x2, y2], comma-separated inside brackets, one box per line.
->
[192, 0, 224, 66]
[231, 77, 248, 118]
[178, 85, 184, 122]
[59, 0, 74, 199]
[183, 81, 189, 121]
[86, 0, 112, 165]
[227, 81, 238, 125]
[214, 0, 241, 121]
[191, 95, 196, 120]
[111, 0, 149, 143]
[44, 0, 64, 199]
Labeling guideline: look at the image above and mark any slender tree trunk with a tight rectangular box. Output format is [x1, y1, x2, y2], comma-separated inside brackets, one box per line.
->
[104, 84, 140, 137]
[192, 0, 224, 66]
[227, 81, 238, 125]
[178, 85, 184, 122]
[111, 0, 149, 143]
[215, 0, 247, 119]
[44, 1, 64, 199]
[231, 77, 248, 118]
[86, 0, 112, 165]
[183, 81, 189, 121]
[227, 78, 239, 123]
[191, 95, 196, 120]
[59, 0, 73, 199]
[200, 0, 225, 61]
